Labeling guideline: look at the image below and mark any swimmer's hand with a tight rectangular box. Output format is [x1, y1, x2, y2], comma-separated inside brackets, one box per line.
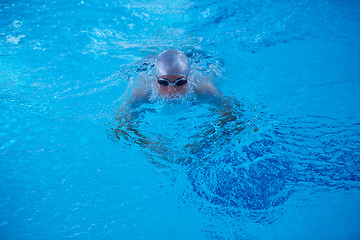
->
[184, 97, 245, 158]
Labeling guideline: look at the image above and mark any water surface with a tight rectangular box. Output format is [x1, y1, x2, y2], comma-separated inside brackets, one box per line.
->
[1, 0, 360, 239]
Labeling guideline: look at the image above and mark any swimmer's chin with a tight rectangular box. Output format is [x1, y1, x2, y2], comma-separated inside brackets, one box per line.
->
[161, 93, 183, 99]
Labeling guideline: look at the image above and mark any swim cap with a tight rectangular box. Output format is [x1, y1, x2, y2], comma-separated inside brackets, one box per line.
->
[155, 49, 190, 77]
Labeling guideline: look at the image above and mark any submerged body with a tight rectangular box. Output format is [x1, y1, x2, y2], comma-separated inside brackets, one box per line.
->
[110, 49, 246, 163]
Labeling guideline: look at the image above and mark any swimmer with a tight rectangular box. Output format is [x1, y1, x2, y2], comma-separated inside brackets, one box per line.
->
[110, 49, 247, 160]
[127, 49, 222, 106]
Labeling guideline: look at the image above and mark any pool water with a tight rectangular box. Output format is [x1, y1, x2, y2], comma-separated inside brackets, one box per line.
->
[1, 0, 360, 239]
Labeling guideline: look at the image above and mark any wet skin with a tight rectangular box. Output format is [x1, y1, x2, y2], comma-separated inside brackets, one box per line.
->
[156, 75, 189, 99]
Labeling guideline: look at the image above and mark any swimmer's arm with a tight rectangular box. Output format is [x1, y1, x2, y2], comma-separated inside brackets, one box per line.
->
[123, 72, 152, 110]
[128, 86, 150, 107]
[113, 81, 151, 144]
[116, 81, 150, 122]
[213, 96, 259, 134]
[184, 96, 247, 156]
[194, 78, 237, 124]
[123, 85, 151, 122]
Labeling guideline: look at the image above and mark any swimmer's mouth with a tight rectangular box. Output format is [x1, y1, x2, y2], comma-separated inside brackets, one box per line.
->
[168, 95, 179, 99]
[167, 93, 182, 99]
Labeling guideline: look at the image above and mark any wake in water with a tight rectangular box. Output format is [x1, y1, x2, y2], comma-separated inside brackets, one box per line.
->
[106, 48, 360, 227]
[107, 95, 255, 166]
[183, 113, 360, 225]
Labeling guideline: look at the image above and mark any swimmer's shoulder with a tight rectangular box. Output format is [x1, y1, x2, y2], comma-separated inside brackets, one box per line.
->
[194, 79, 222, 98]
[128, 74, 152, 104]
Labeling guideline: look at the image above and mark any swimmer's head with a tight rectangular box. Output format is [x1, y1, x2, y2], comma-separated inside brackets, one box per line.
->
[155, 49, 190, 77]
[154, 49, 190, 99]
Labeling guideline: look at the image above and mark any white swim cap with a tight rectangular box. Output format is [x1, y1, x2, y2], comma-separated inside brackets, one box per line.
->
[155, 49, 190, 77]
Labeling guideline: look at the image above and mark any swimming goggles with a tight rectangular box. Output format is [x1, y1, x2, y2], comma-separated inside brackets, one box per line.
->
[157, 77, 188, 87]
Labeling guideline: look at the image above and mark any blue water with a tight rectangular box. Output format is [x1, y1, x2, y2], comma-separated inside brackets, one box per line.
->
[1, 0, 360, 239]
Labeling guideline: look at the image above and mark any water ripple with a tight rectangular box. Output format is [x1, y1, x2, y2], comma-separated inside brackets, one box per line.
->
[183, 113, 360, 224]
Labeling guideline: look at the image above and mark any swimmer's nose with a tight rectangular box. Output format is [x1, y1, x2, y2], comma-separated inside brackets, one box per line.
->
[168, 85, 177, 92]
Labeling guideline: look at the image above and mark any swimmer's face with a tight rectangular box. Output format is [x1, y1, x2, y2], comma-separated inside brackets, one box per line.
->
[156, 75, 189, 99]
